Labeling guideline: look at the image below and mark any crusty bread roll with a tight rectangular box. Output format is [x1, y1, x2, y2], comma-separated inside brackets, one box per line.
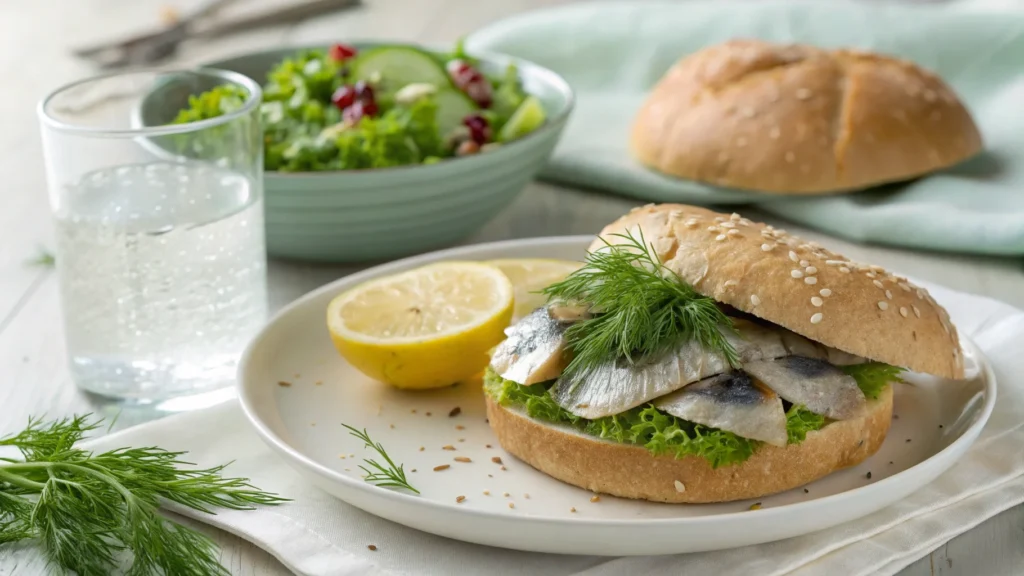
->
[487, 385, 892, 503]
[631, 40, 983, 194]
[594, 204, 964, 379]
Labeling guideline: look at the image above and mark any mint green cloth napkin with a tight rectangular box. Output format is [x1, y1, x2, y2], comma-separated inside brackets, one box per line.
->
[466, 1, 1024, 255]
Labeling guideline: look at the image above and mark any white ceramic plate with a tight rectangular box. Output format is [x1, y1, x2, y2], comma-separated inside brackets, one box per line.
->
[238, 236, 996, 556]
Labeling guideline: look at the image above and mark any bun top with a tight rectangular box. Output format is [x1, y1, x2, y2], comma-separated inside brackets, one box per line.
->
[630, 40, 982, 195]
[591, 204, 964, 378]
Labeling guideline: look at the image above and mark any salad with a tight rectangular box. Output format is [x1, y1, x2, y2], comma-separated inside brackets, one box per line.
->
[174, 42, 547, 172]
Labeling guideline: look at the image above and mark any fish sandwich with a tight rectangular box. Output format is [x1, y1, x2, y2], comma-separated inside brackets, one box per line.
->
[484, 204, 964, 503]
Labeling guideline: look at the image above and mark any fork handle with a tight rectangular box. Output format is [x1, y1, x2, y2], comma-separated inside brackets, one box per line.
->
[191, 0, 362, 39]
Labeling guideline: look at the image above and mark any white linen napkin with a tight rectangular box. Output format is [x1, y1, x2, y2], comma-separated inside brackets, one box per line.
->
[82, 282, 1024, 576]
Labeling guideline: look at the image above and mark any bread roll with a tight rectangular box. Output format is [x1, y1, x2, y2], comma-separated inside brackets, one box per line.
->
[631, 40, 983, 194]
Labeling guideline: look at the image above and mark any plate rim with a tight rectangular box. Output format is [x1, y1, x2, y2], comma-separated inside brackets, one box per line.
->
[238, 235, 997, 529]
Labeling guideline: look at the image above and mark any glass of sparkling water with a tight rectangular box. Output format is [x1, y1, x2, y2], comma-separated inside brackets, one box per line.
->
[38, 69, 267, 410]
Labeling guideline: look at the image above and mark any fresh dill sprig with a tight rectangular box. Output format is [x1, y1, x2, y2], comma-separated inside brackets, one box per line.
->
[542, 230, 738, 375]
[343, 425, 419, 494]
[25, 247, 55, 268]
[0, 414, 287, 576]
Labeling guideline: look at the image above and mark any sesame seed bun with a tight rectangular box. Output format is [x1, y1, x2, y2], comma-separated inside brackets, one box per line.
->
[593, 204, 964, 379]
[486, 383, 892, 503]
[631, 40, 982, 195]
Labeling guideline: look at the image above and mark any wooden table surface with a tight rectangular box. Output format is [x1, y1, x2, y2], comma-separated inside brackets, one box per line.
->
[1, 0, 1022, 574]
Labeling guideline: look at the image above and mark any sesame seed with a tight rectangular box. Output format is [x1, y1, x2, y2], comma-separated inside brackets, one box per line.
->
[785, 151, 796, 163]
[789, 251, 799, 262]
[878, 301, 889, 311]
[900, 307, 908, 317]
[727, 229, 740, 237]
[867, 272, 877, 279]
[731, 213, 741, 221]
[791, 269, 804, 279]
[799, 259, 809, 267]
[769, 126, 781, 139]
[873, 280, 884, 289]
[715, 234, 727, 242]
[839, 267, 851, 274]
[820, 288, 832, 297]
[761, 243, 774, 252]
[456, 495, 466, 503]
[885, 290, 893, 300]
[674, 480, 686, 493]
[368, 545, 378, 551]
[913, 306, 921, 318]
[811, 297, 823, 307]
[454, 457, 472, 463]
[570, 507, 577, 513]
[434, 465, 450, 471]
[723, 280, 738, 288]
[708, 226, 719, 232]
[590, 495, 601, 503]
[899, 282, 912, 292]
[750, 294, 761, 306]
[805, 266, 817, 274]
[443, 445, 455, 451]
[825, 260, 844, 266]
[503, 492, 510, 497]
[720, 221, 736, 228]
[715, 216, 726, 222]
[508, 502, 515, 509]
[685, 219, 698, 228]
[810, 313, 823, 324]
[795, 88, 812, 100]
[804, 277, 818, 285]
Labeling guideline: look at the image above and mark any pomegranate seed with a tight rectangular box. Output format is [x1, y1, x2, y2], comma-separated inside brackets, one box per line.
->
[343, 100, 379, 123]
[331, 85, 358, 110]
[328, 43, 358, 61]
[465, 81, 493, 108]
[463, 114, 492, 144]
[446, 59, 473, 81]
[354, 81, 375, 101]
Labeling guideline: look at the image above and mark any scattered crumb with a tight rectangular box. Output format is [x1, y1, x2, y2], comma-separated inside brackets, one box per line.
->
[893, 414, 899, 420]
[410, 469, 417, 473]
[749, 502, 762, 511]
[889, 461, 894, 465]
[454, 457, 472, 463]
[456, 495, 466, 503]
[570, 507, 577, 513]
[906, 438, 912, 443]
[293, 373, 301, 378]
[938, 424, 944, 429]
[443, 445, 456, 451]
[419, 446, 425, 452]
[345, 468, 351, 471]
[803, 488, 809, 494]
[524, 493, 530, 499]
[455, 425, 465, 430]
[486, 444, 492, 449]
[500, 466, 507, 471]
[491, 456, 503, 464]
[315, 381, 323, 386]
[508, 502, 515, 509]
[411, 409, 417, 414]
[487, 474, 493, 478]
[339, 455, 346, 459]
[674, 480, 686, 493]
[367, 544, 377, 551]
[434, 465, 450, 472]
[590, 495, 600, 503]
[277, 381, 292, 387]
[389, 424, 395, 429]
[349, 454, 355, 458]
[503, 492, 511, 497]
[458, 438, 465, 443]
[484, 418, 489, 424]
[866, 471, 873, 479]
[483, 490, 491, 496]
[449, 407, 462, 418]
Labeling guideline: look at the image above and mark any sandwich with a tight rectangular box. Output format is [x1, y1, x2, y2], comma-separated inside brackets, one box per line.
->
[630, 40, 983, 194]
[483, 204, 963, 503]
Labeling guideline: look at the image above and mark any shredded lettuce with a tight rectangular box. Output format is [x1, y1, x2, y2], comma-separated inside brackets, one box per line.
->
[485, 368, 827, 468]
[842, 362, 904, 400]
[171, 84, 248, 124]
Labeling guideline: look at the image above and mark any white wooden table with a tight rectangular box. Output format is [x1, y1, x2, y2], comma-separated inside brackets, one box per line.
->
[1, 0, 1022, 574]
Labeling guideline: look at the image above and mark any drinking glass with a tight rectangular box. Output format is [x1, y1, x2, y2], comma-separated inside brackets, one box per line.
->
[38, 69, 267, 409]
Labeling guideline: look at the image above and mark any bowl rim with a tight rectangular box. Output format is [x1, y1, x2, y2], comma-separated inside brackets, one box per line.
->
[200, 40, 576, 179]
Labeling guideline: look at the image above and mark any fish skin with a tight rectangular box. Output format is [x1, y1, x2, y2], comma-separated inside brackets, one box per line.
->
[743, 356, 867, 420]
[552, 319, 807, 418]
[489, 307, 570, 385]
[655, 371, 788, 447]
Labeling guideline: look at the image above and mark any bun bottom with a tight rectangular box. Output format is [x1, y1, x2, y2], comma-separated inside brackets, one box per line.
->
[485, 385, 893, 503]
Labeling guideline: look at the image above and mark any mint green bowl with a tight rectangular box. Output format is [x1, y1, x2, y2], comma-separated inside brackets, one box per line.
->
[202, 44, 574, 262]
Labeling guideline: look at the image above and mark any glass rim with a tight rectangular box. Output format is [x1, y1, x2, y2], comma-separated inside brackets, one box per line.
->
[37, 67, 263, 138]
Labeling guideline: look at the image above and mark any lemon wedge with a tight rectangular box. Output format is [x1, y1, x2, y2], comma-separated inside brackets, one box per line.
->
[327, 262, 514, 389]
[488, 258, 582, 321]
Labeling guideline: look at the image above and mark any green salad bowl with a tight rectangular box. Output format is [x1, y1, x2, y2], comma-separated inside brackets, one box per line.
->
[195, 44, 573, 262]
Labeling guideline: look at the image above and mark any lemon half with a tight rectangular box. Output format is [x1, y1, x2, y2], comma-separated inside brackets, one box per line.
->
[327, 262, 514, 389]
[487, 258, 582, 321]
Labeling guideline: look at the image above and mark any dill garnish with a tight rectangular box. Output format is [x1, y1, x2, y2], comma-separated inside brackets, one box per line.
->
[0, 414, 286, 575]
[343, 425, 419, 494]
[542, 230, 738, 375]
[25, 247, 55, 268]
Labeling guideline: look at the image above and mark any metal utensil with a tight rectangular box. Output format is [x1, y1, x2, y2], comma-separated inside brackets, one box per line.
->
[73, 0, 362, 68]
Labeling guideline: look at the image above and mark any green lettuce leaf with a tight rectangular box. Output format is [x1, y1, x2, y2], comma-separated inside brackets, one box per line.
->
[484, 368, 829, 468]
[841, 362, 904, 400]
[171, 84, 248, 124]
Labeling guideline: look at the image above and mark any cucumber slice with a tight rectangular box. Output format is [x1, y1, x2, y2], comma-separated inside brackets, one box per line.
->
[351, 47, 450, 90]
[434, 88, 478, 138]
[498, 96, 546, 142]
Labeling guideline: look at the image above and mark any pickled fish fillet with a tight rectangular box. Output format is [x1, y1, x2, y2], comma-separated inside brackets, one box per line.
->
[655, 371, 788, 447]
[489, 307, 570, 385]
[552, 319, 815, 419]
[743, 356, 866, 420]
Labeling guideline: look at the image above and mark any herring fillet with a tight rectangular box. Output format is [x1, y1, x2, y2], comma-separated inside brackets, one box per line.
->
[655, 371, 788, 446]
[743, 356, 867, 420]
[489, 307, 569, 386]
[552, 319, 820, 418]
